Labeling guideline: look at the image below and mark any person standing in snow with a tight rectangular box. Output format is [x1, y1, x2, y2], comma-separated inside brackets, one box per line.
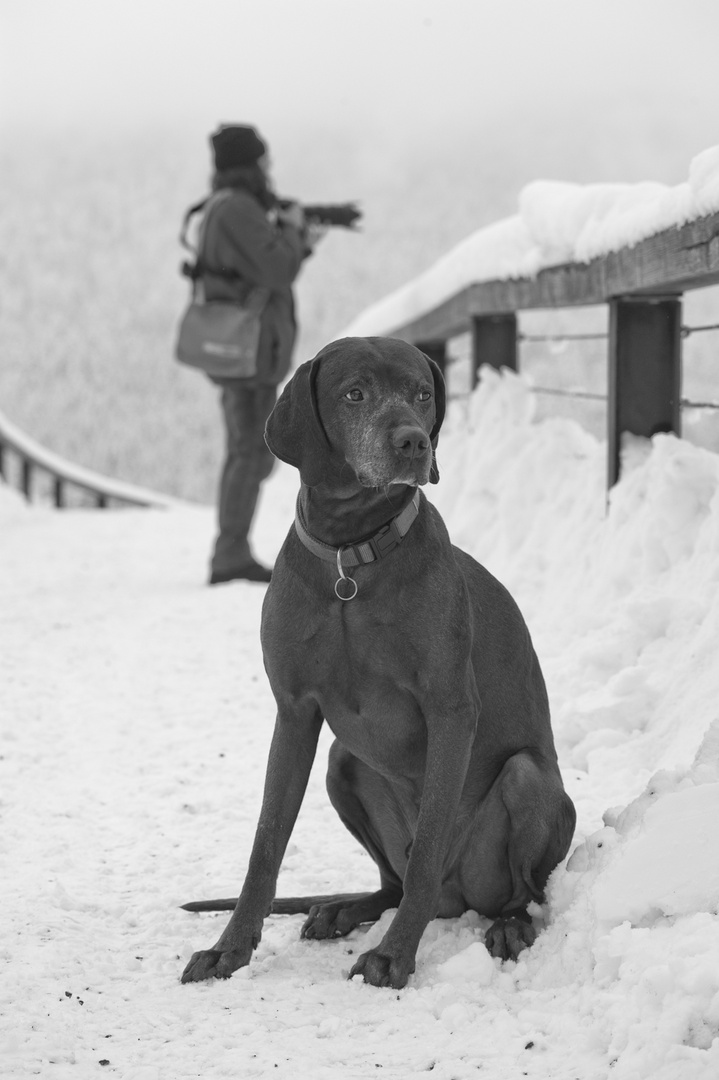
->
[195, 124, 325, 585]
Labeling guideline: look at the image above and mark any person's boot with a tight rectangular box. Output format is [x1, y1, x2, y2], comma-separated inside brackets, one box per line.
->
[208, 560, 272, 585]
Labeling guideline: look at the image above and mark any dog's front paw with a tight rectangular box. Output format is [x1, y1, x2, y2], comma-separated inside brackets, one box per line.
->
[349, 947, 415, 989]
[484, 915, 537, 962]
[180, 946, 250, 983]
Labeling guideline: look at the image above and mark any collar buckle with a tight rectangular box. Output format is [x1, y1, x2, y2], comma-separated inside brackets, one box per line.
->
[368, 518, 402, 560]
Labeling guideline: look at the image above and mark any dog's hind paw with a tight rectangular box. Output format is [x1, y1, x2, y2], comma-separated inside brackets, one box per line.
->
[180, 947, 248, 983]
[484, 914, 537, 962]
[301, 901, 358, 940]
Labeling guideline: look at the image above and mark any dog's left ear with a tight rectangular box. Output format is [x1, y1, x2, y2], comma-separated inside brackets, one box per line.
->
[424, 355, 446, 484]
[264, 358, 332, 487]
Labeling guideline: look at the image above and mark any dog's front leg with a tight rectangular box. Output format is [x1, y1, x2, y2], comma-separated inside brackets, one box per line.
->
[181, 703, 323, 983]
[349, 710, 476, 989]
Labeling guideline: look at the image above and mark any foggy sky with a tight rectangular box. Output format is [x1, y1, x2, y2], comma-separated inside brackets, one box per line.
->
[3, 0, 718, 143]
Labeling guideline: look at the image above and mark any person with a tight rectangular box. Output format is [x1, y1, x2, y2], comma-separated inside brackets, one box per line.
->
[198, 123, 324, 585]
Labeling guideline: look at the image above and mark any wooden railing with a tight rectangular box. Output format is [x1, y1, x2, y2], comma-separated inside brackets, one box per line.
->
[387, 209, 719, 486]
[0, 407, 185, 509]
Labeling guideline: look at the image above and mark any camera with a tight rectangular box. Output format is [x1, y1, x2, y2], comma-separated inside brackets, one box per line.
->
[278, 199, 362, 229]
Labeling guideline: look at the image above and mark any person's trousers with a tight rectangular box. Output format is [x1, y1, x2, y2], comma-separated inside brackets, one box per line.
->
[211, 381, 278, 572]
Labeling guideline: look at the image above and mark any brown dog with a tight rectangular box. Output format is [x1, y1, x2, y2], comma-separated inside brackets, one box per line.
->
[181, 336, 575, 989]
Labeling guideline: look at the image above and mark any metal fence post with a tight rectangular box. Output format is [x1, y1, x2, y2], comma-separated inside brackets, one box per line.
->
[21, 457, 32, 501]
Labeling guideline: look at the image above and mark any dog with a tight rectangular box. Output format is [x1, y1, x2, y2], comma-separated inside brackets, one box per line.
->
[181, 336, 576, 989]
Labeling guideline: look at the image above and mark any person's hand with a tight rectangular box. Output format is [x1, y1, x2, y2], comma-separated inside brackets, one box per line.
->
[304, 222, 329, 251]
[277, 201, 305, 231]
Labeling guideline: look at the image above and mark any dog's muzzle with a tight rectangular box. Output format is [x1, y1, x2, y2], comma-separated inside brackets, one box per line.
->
[353, 423, 433, 488]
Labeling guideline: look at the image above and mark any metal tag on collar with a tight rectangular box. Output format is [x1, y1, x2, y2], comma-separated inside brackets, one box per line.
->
[335, 547, 358, 601]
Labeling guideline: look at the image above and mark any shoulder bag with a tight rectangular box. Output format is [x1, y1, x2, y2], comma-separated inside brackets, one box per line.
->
[174, 192, 270, 378]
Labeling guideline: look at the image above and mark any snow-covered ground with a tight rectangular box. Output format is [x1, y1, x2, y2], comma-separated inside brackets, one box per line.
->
[345, 144, 719, 338]
[3, 368, 719, 1079]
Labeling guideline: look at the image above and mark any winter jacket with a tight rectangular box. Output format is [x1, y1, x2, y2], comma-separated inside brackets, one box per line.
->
[200, 188, 306, 386]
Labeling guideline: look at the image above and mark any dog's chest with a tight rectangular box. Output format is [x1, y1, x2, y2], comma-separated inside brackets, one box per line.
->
[296, 607, 428, 776]
[320, 673, 427, 779]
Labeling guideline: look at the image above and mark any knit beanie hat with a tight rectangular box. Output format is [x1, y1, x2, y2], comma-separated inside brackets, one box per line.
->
[210, 125, 267, 170]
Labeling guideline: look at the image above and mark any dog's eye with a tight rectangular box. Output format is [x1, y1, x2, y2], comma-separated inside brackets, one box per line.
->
[345, 389, 364, 402]
[418, 390, 432, 402]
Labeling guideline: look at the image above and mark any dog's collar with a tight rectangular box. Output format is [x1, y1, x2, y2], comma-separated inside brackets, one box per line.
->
[294, 489, 421, 599]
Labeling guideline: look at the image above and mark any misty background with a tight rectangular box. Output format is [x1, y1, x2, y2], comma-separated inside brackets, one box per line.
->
[1, 0, 718, 502]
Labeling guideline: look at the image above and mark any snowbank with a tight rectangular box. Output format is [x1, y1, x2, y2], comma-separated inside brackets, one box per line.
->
[0, 477, 33, 520]
[3, 368, 719, 1078]
[345, 144, 719, 337]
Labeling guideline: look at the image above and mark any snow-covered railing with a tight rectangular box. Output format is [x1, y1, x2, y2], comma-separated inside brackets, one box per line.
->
[0, 406, 185, 509]
[345, 148, 719, 486]
[370, 210, 719, 487]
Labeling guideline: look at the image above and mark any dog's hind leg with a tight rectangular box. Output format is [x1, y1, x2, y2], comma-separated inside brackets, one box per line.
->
[296, 742, 407, 940]
[465, 749, 575, 961]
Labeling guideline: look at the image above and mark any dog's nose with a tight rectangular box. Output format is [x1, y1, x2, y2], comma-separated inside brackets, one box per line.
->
[391, 425, 430, 460]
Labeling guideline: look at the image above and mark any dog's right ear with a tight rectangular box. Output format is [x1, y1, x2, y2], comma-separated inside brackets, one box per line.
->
[264, 358, 332, 487]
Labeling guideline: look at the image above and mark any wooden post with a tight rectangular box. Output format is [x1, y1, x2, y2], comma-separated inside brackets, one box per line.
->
[470, 314, 518, 388]
[416, 339, 448, 381]
[607, 295, 682, 487]
[21, 457, 32, 501]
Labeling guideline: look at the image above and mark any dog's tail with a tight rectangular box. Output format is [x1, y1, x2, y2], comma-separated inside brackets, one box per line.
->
[180, 892, 374, 914]
[180, 897, 238, 912]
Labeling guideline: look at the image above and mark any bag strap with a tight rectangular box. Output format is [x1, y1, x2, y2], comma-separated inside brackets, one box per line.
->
[179, 190, 239, 288]
[181, 192, 272, 316]
[179, 196, 209, 255]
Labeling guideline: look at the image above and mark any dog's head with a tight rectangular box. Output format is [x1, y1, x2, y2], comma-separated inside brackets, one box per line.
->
[265, 336, 446, 488]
